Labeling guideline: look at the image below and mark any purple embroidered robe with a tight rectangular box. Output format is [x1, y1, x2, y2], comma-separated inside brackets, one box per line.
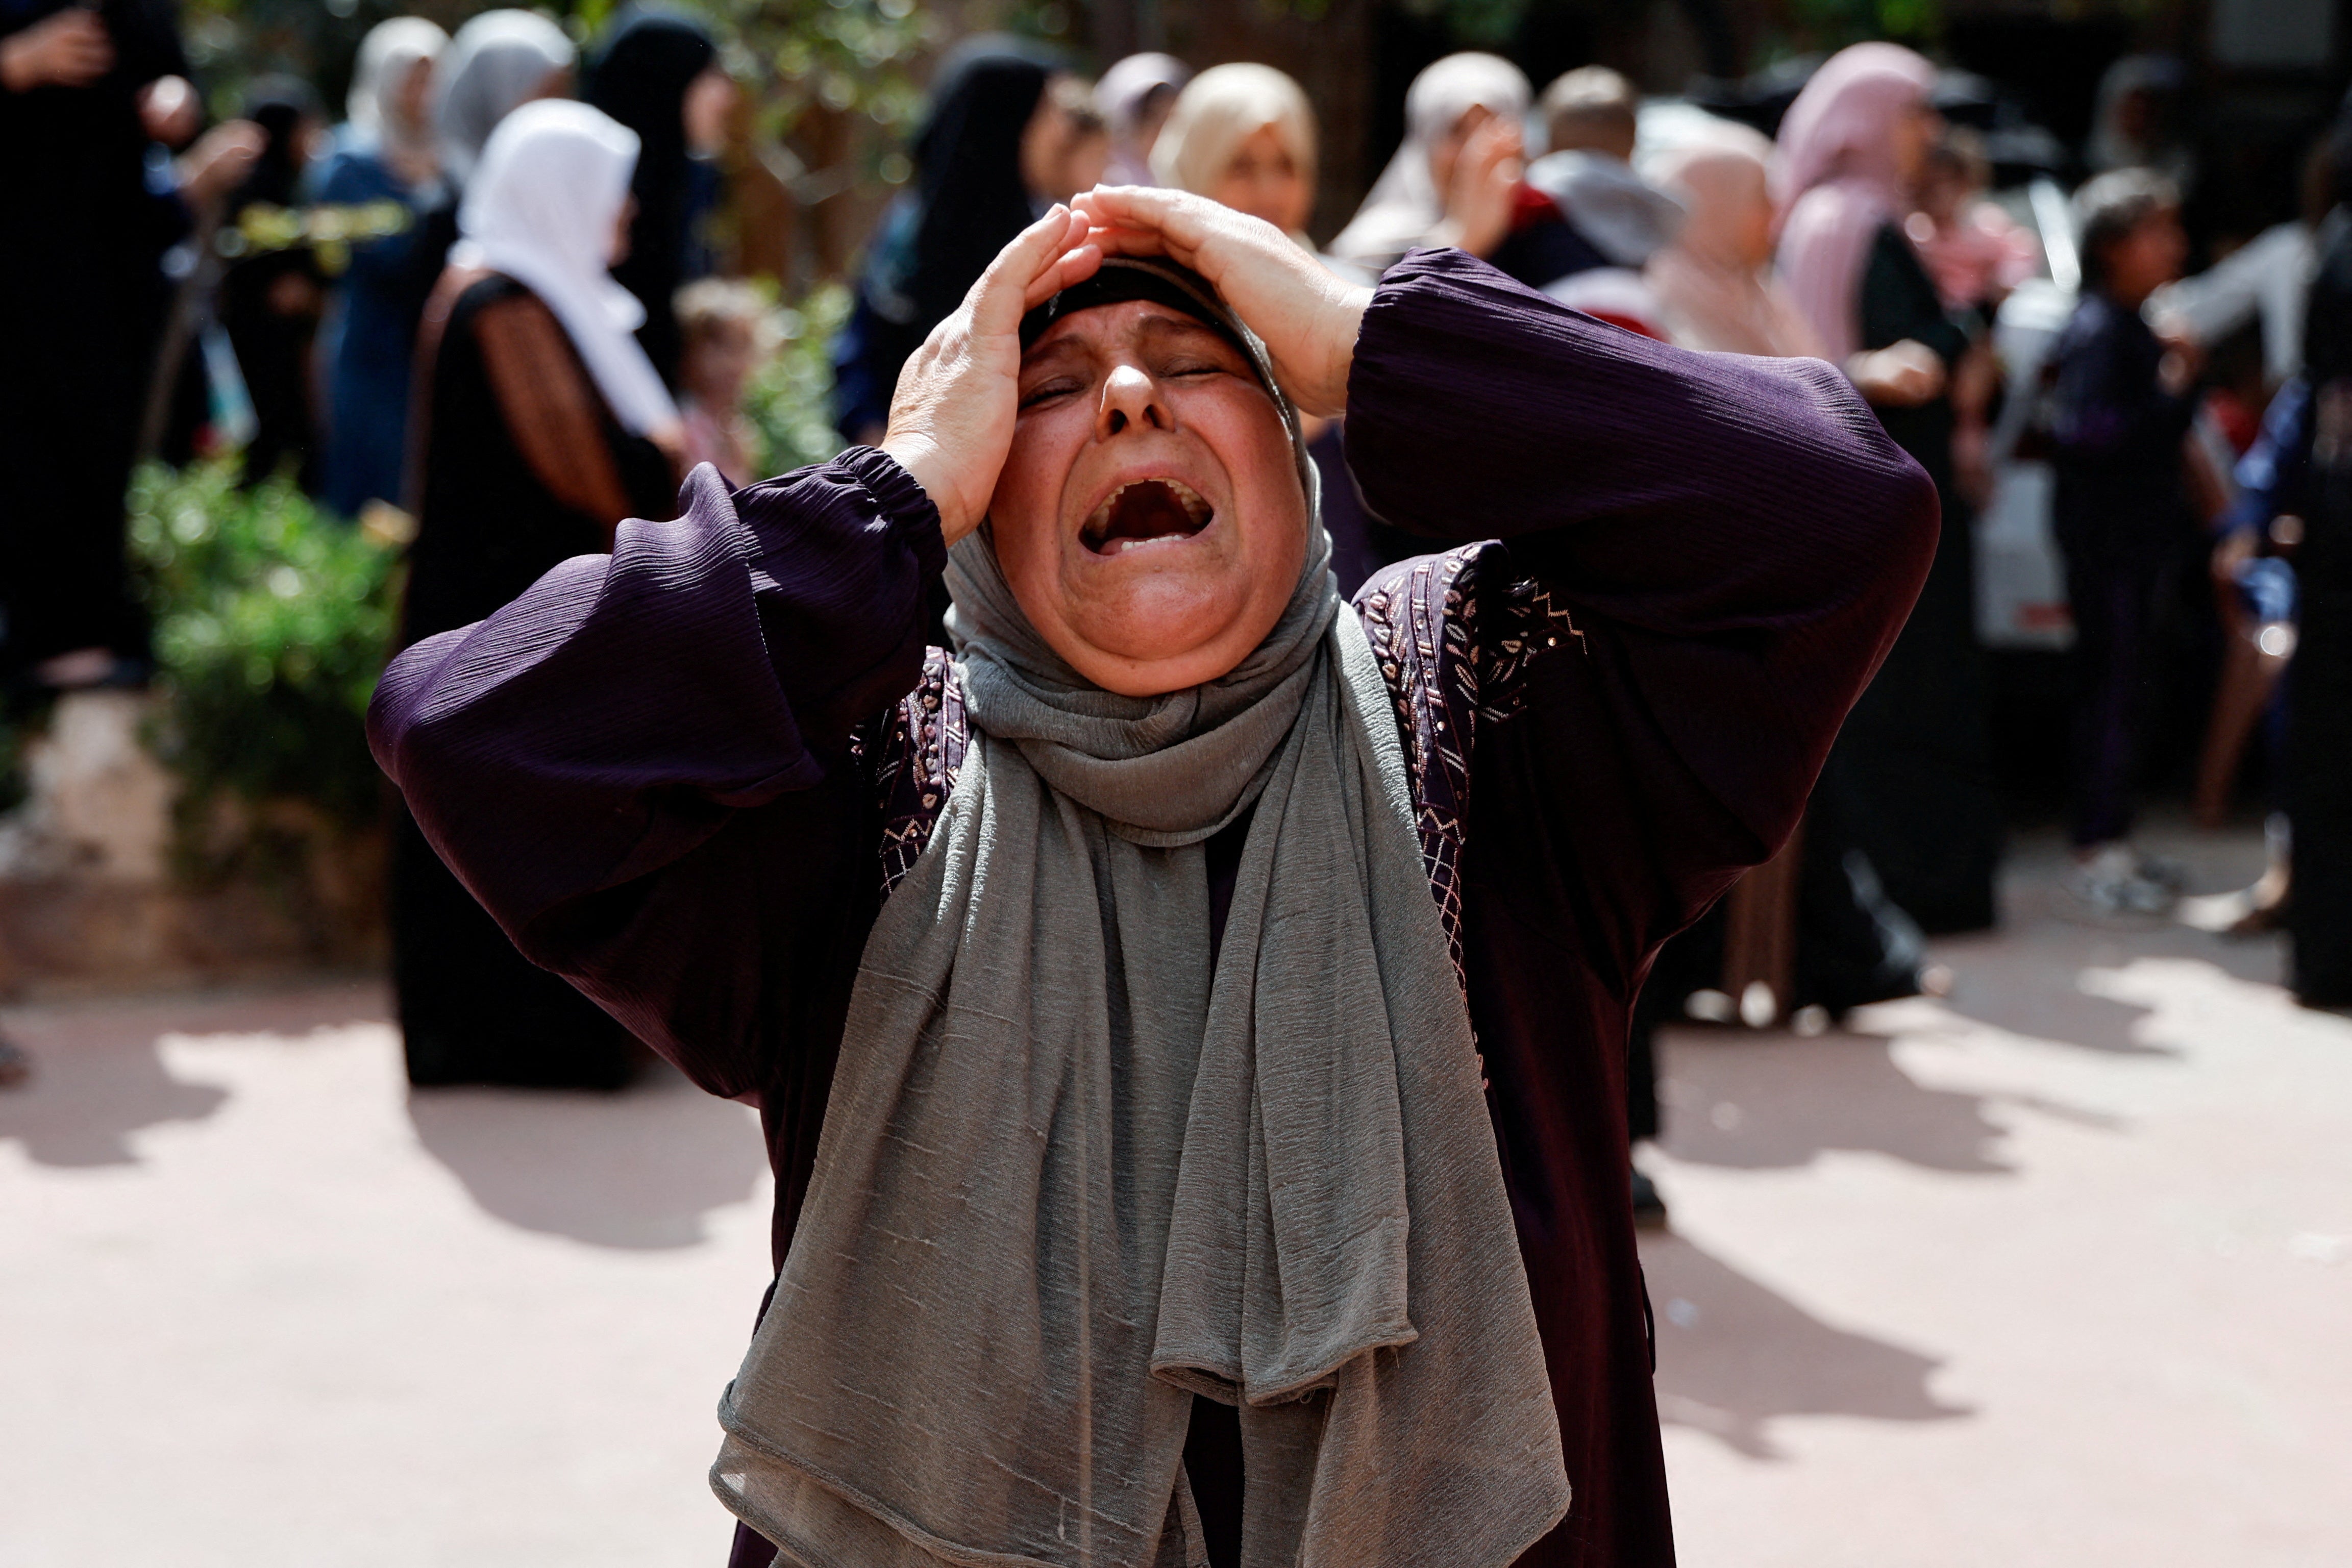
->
[369, 250, 1938, 1567]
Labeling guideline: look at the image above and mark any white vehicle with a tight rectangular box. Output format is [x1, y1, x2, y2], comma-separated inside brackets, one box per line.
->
[1975, 177, 2082, 652]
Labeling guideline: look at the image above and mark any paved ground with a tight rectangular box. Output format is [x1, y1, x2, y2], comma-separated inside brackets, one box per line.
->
[1647, 826, 2352, 1566]
[3, 824, 2346, 1565]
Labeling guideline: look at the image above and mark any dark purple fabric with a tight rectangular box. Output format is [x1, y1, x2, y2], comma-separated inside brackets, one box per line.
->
[2049, 289, 2199, 568]
[2057, 541, 2164, 847]
[369, 250, 1937, 1568]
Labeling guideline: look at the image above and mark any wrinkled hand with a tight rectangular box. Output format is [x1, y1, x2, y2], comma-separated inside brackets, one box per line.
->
[1435, 115, 1523, 260]
[1, 7, 113, 92]
[1073, 184, 1371, 418]
[880, 205, 1102, 542]
[1847, 339, 1946, 407]
[176, 120, 263, 209]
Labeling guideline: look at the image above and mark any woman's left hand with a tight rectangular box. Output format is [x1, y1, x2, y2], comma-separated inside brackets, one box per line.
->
[880, 205, 1102, 541]
[1073, 185, 1372, 418]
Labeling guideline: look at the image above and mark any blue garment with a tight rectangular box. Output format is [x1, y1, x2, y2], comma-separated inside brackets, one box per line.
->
[2221, 376, 2306, 627]
[313, 140, 437, 518]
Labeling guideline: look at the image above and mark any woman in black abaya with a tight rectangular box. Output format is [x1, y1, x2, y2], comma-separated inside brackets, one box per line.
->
[393, 99, 684, 1088]
[830, 37, 1063, 445]
[0, 0, 193, 684]
[584, 7, 724, 388]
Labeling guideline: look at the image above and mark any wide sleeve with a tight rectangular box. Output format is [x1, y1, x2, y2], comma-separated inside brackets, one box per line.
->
[368, 449, 944, 1099]
[473, 292, 659, 535]
[1346, 248, 1939, 976]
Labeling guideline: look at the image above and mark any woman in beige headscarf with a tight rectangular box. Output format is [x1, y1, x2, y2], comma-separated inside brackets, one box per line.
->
[1642, 122, 1822, 358]
[1149, 62, 1318, 246]
[1152, 61, 1341, 465]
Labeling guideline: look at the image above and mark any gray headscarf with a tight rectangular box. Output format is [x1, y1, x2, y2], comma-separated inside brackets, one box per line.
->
[711, 260, 1569, 1568]
[431, 9, 577, 189]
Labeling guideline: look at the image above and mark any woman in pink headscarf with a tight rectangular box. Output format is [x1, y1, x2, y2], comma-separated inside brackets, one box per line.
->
[1773, 43, 2002, 942]
[1644, 122, 1822, 357]
[1775, 43, 1946, 387]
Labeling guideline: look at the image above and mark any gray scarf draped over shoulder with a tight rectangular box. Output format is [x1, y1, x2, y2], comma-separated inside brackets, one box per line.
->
[712, 260, 1568, 1568]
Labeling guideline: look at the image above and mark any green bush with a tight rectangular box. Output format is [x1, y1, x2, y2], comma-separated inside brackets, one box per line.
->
[744, 281, 851, 477]
[126, 461, 401, 842]
[115, 283, 848, 879]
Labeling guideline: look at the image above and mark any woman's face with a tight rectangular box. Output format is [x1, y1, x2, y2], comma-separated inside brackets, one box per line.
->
[1730, 164, 1775, 268]
[683, 65, 737, 156]
[1131, 82, 1179, 163]
[607, 193, 637, 267]
[989, 299, 1307, 695]
[1891, 103, 1944, 190]
[393, 58, 435, 137]
[1022, 79, 1111, 204]
[1210, 122, 1310, 234]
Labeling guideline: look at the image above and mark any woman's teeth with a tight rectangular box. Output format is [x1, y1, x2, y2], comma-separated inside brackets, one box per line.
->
[1082, 478, 1215, 554]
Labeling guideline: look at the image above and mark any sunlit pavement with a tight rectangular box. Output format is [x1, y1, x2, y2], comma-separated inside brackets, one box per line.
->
[1648, 823, 2352, 1567]
[0, 984, 773, 1566]
[2, 824, 2346, 1565]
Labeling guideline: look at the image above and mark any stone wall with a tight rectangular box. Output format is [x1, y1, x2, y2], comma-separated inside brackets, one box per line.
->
[0, 692, 385, 1000]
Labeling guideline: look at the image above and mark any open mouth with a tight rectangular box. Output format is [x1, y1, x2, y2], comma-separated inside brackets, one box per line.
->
[1080, 478, 1215, 556]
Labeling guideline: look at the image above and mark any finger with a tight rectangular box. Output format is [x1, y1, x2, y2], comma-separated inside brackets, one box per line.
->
[1022, 241, 1102, 309]
[969, 206, 1088, 334]
[1074, 185, 1219, 253]
[1083, 223, 1184, 264]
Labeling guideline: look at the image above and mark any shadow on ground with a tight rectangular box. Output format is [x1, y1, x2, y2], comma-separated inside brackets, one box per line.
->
[0, 1028, 229, 1166]
[1641, 1231, 1972, 1458]
[1924, 831, 2286, 1056]
[0, 982, 386, 1167]
[407, 1062, 767, 1249]
[1657, 1028, 2119, 1174]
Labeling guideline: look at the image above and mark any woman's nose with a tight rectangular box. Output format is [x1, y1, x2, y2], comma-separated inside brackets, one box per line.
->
[1097, 362, 1172, 439]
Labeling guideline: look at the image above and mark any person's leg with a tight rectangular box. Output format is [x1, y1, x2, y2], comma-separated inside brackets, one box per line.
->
[2066, 545, 2141, 852]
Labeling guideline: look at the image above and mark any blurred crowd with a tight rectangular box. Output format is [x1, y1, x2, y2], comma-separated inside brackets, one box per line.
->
[1, 4, 2343, 1152]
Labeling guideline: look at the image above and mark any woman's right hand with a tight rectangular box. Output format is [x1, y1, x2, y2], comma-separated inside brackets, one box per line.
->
[1433, 115, 1524, 261]
[1846, 339, 1947, 408]
[879, 205, 1101, 543]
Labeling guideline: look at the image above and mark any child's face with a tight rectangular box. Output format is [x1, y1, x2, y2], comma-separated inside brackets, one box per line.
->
[685, 321, 758, 406]
[2104, 206, 2188, 304]
[1918, 160, 1973, 224]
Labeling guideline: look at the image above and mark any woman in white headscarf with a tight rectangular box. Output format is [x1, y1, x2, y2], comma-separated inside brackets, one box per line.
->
[354, 7, 575, 514]
[312, 16, 449, 517]
[1096, 51, 1190, 186]
[1150, 61, 1318, 244]
[391, 98, 683, 1091]
[1329, 51, 1529, 274]
[431, 8, 577, 189]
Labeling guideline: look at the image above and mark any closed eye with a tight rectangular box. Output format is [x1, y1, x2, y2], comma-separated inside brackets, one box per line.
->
[1019, 379, 1086, 409]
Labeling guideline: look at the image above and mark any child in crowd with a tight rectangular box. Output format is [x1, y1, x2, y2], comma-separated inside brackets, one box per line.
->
[1907, 127, 2039, 314]
[674, 279, 772, 485]
[2047, 168, 2199, 917]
